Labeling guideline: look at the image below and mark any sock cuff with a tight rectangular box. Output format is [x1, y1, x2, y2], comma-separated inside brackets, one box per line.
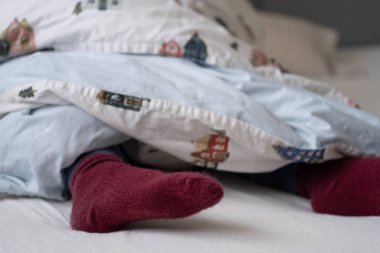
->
[69, 153, 122, 190]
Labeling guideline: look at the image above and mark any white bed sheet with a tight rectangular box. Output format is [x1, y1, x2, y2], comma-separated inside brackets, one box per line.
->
[1, 172, 380, 253]
[1, 46, 380, 253]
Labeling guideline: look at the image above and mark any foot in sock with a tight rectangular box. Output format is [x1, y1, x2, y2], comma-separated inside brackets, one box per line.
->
[69, 153, 224, 233]
[297, 157, 380, 216]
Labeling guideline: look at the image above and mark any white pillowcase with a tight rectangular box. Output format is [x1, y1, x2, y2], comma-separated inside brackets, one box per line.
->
[181, 0, 339, 75]
[0, 0, 339, 75]
[0, 0, 255, 70]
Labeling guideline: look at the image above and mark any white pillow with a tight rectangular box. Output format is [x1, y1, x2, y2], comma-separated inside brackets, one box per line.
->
[255, 12, 339, 75]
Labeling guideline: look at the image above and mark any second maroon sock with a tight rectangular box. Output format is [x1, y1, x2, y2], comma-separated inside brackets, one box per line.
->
[69, 153, 223, 233]
[297, 157, 380, 216]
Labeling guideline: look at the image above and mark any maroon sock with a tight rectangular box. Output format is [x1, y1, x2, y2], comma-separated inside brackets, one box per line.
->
[297, 157, 380, 216]
[69, 153, 223, 233]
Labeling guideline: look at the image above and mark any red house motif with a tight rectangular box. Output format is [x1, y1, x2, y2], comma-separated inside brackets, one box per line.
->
[0, 18, 36, 57]
[159, 40, 184, 57]
[191, 131, 230, 169]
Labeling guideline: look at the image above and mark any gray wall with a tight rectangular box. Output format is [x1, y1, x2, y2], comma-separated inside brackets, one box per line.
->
[251, 0, 380, 46]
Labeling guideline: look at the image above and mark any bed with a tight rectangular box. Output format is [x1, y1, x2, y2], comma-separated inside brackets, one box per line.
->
[1, 166, 379, 253]
[1, 1, 380, 252]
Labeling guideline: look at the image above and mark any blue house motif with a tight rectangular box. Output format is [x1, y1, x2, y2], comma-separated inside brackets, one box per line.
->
[83, 0, 120, 11]
[184, 32, 207, 62]
[273, 144, 325, 163]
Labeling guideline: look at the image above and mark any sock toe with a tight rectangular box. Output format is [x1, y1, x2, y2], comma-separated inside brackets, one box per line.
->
[169, 173, 224, 217]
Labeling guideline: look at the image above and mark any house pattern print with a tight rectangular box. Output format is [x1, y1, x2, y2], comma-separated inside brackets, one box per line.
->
[73, 0, 122, 14]
[85, 0, 121, 10]
[273, 144, 325, 163]
[160, 32, 208, 63]
[0, 18, 36, 58]
[191, 129, 230, 169]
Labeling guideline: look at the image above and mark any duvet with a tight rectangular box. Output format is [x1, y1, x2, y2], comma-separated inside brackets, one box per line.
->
[1, 0, 380, 200]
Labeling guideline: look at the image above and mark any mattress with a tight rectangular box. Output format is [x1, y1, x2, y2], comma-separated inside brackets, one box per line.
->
[1, 46, 380, 253]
